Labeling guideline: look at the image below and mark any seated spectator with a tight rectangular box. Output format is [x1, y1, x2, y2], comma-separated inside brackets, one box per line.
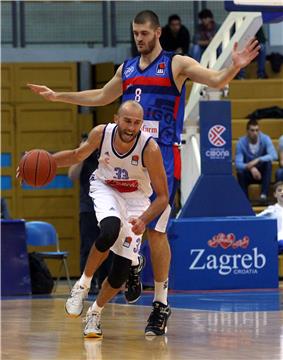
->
[191, 9, 219, 62]
[160, 14, 190, 55]
[257, 181, 283, 253]
[235, 119, 278, 202]
[237, 27, 267, 79]
[275, 135, 283, 182]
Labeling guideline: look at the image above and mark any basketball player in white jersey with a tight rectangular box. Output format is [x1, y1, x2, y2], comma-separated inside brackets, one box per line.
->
[53, 100, 168, 337]
[28, 10, 260, 336]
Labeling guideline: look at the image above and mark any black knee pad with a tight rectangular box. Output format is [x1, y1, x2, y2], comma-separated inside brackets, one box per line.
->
[108, 254, 132, 289]
[95, 217, 121, 253]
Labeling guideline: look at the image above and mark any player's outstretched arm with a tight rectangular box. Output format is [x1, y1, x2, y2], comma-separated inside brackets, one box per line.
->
[175, 38, 260, 89]
[131, 139, 169, 235]
[53, 125, 104, 167]
[27, 65, 123, 106]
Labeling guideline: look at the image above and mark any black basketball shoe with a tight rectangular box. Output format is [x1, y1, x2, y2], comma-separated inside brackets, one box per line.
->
[124, 255, 145, 303]
[145, 301, 171, 336]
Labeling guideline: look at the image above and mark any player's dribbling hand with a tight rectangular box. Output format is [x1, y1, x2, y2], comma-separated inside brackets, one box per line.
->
[27, 84, 58, 102]
[129, 218, 146, 235]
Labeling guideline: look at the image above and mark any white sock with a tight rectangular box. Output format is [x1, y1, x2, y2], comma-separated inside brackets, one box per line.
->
[91, 301, 104, 314]
[78, 273, 92, 289]
[153, 279, 168, 305]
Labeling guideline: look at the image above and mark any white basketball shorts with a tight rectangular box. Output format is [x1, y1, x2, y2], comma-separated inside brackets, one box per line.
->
[89, 178, 150, 262]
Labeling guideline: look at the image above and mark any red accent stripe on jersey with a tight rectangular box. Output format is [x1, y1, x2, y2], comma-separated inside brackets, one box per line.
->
[173, 145, 181, 180]
[173, 96, 180, 120]
[123, 76, 171, 91]
[105, 179, 139, 192]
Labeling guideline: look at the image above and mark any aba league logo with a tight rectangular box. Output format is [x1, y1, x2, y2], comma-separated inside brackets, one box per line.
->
[208, 125, 226, 147]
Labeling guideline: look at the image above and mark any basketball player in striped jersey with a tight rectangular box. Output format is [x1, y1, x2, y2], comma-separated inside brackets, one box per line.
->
[54, 101, 168, 337]
[28, 10, 260, 336]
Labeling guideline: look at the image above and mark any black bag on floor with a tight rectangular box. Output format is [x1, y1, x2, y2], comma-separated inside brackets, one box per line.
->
[29, 252, 54, 294]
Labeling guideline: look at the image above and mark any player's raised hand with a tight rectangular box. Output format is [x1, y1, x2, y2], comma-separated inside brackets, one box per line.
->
[129, 217, 146, 236]
[232, 38, 260, 69]
[27, 83, 58, 102]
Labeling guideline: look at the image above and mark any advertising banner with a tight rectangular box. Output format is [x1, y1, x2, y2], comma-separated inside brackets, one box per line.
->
[169, 217, 278, 290]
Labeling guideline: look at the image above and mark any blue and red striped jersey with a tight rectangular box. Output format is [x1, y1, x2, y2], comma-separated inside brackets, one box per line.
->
[122, 51, 186, 146]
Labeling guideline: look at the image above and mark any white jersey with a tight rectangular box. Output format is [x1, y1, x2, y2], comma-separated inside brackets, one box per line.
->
[257, 203, 283, 240]
[93, 123, 153, 197]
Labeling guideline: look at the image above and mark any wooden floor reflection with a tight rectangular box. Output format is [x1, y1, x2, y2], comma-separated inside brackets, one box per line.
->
[2, 297, 283, 360]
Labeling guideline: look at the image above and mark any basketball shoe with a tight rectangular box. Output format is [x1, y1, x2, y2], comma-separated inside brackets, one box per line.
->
[83, 307, 103, 338]
[145, 301, 171, 336]
[124, 254, 146, 303]
[65, 281, 89, 317]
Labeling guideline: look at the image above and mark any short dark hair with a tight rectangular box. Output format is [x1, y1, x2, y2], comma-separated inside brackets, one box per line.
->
[133, 10, 160, 29]
[199, 9, 213, 20]
[168, 14, 181, 24]
[274, 181, 283, 192]
[246, 119, 259, 130]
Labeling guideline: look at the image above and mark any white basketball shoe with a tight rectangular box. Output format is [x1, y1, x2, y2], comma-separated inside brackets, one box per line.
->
[83, 307, 103, 338]
[65, 281, 89, 318]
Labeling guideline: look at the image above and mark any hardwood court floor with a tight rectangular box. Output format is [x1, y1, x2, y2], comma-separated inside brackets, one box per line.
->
[2, 289, 283, 360]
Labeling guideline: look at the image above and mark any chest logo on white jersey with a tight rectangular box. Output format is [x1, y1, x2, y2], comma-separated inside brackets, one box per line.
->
[131, 155, 139, 166]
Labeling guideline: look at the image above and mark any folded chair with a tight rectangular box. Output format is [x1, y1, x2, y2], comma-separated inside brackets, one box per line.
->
[25, 221, 72, 292]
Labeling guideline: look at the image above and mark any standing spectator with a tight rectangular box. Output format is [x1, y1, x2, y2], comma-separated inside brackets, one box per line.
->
[235, 119, 278, 202]
[237, 28, 267, 79]
[191, 9, 219, 62]
[68, 135, 111, 295]
[276, 135, 283, 182]
[160, 14, 190, 55]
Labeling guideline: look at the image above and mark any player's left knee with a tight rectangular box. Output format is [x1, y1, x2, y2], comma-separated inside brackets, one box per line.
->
[107, 254, 132, 289]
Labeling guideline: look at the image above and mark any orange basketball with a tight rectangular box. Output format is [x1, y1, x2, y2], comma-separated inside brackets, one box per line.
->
[19, 149, 57, 187]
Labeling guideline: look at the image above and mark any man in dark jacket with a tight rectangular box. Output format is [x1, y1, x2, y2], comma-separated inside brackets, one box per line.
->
[160, 14, 190, 55]
[191, 9, 219, 62]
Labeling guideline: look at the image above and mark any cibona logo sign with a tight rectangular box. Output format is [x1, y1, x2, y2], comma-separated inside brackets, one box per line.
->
[208, 125, 226, 147]
[206, 125, 230, 160]
[189, 233, 266, 276]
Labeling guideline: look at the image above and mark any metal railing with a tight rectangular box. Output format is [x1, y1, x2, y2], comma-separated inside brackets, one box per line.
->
[1, 0, 227, 48]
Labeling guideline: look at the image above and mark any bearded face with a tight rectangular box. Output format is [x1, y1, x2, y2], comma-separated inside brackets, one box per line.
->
[132, 22, 160, 56]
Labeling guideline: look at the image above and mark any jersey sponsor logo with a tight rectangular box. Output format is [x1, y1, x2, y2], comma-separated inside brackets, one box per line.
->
[131, 155, 139, 166]
[144, 98, 175, 124]
[123, 236, 132, 248]
[142, 120, 159, 138]
[156, 62, 166, 75]
[105, 179, 139, 192]
[208, 125, 226, 147]
[124, 66, 135, 78]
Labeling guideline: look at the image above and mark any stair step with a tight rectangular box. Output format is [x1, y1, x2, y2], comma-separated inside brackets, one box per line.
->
[231, 98, 283, 118]
[245, 61, 283, 79]
[229, 79, 283, 99]
[253, 206, 268, 214]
